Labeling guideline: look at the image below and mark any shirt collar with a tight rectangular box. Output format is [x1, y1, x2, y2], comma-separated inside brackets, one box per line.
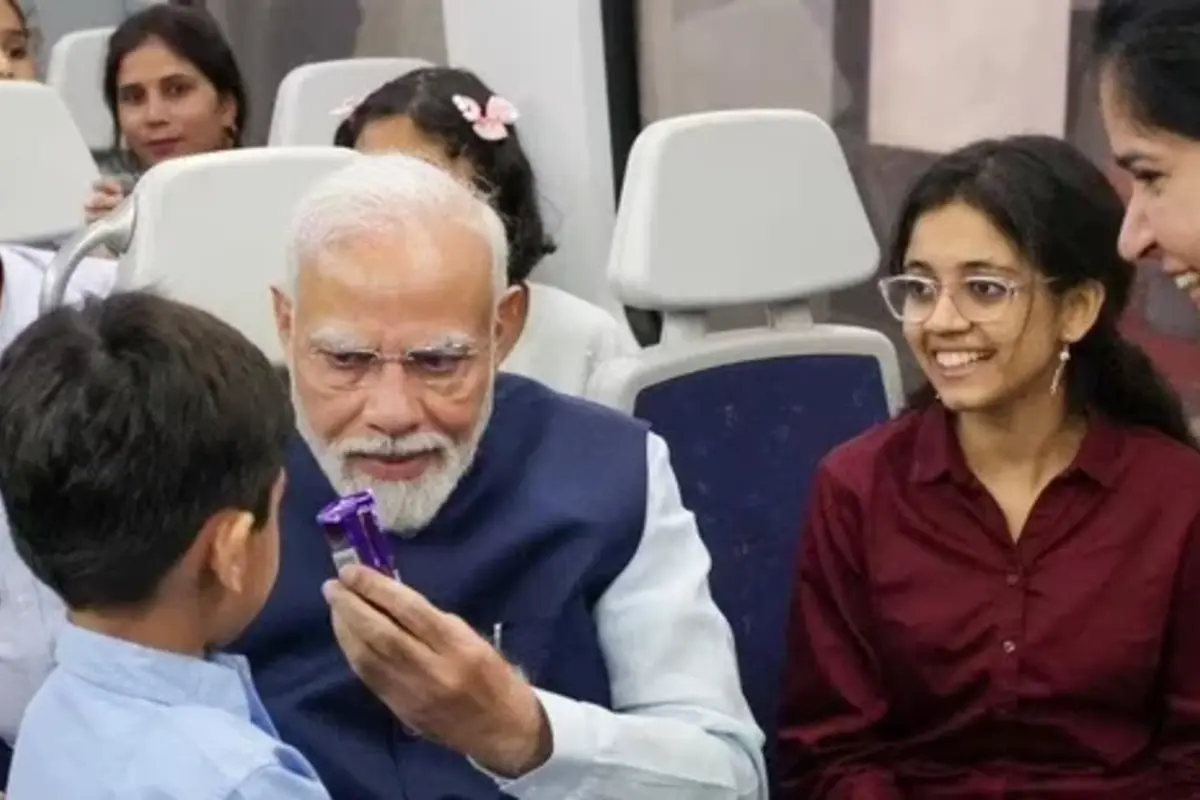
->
[54, 623, 256, 720]
[909, 403, 1125, 490]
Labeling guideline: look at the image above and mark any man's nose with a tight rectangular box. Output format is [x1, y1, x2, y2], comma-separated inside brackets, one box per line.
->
[361, 364, 423, 437]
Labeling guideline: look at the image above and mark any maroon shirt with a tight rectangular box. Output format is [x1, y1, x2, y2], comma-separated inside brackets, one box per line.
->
[778, 406, 1200, 799]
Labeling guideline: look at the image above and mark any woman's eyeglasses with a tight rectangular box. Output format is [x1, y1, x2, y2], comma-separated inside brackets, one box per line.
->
[877, 274, 1035, 324]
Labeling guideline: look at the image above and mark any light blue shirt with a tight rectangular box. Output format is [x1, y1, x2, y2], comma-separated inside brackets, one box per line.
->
[7, 624, 331, 800]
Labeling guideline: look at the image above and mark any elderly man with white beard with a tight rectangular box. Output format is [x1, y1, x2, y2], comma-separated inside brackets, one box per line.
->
[230, 154, 766, 800]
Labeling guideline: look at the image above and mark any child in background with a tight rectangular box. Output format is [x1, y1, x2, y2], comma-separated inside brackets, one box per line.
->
[0, 291, 330, 800]
[335, 66, 641, 398]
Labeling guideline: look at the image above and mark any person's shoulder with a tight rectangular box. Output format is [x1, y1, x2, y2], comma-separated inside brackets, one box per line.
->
[526, 282, 637, 352]
[13, 672, 296, 797]
[1114, 422, 1200, 492]
[0, 245, 116, 302]
[817, 410, 922, 494]
[495, 371, 649, 435]
[117, 705, 305, 797]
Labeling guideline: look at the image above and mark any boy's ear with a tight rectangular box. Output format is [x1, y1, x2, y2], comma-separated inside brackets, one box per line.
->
[204, 509, 256, 594]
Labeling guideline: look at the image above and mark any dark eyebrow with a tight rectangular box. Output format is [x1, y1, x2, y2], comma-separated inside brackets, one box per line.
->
[901, 259, 1015, 274]
[1115, 151, 1159, 171]
[959, 259, 1020, 274]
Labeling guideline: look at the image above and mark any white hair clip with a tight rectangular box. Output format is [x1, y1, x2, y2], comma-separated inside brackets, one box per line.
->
[330, 94, 366, 119]
[452, 94, 519, 142]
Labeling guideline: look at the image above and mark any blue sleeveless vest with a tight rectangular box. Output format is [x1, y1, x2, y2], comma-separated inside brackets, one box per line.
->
[232, 375, 649, 799]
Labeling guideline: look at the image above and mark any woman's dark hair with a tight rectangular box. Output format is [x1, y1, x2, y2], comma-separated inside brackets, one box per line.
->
[4, 0, 26, 29]
[1093, 0, 1200, 139]
[334, 67, 556, 284]
[103, 5, 247, 162]
[887, 135, 1197, 449]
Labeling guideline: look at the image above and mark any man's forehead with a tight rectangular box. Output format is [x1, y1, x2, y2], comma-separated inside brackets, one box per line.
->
[303, 221, 491, 290]
[292, 225, 494, 339]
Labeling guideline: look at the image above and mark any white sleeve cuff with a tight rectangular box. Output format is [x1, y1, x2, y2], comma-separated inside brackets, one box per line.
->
[478, 690, 599, 800]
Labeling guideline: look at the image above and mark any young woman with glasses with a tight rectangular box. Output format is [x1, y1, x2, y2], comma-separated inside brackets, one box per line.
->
[777, 135, 1200, 798]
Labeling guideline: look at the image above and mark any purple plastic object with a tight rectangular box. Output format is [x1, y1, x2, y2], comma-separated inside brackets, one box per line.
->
[316, 490, 399, 579]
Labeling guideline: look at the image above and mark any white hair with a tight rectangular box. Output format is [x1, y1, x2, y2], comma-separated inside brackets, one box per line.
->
[284, 153, 509, 301]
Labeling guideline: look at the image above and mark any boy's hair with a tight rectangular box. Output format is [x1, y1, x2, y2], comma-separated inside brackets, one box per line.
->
[0, 291, 293, 610]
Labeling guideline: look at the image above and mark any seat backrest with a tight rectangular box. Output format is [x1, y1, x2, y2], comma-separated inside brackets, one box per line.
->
[46, 27, 116, 152]
[0, 82, 99, 243]
[267, 57, 431, 147]
[118, 147, 358, 361]
[591, 109, 903, 781]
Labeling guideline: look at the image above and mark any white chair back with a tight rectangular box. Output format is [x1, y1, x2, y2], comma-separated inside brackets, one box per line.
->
[118, 147, 359, 360]
[267, 57, 431, 147]
[0, 82, 99, 243]
[46, 27, 116, 152]
[590, 110, 902, 780]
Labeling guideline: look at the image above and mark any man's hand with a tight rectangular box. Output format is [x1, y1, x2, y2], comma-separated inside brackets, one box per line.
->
[323, 566, 552, 778]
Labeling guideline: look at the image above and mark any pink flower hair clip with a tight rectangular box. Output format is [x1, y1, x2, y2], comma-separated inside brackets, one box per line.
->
[452, 94, 519, 142]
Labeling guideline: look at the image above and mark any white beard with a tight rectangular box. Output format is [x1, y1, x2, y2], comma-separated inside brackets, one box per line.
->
[293, 379, 493, 537]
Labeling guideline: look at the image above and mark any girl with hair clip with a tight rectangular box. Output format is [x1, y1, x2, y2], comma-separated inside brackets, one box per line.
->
[777, 135, 1200, 798]
[333, 66, 638, 398]
[1095, 0, 1200, 312]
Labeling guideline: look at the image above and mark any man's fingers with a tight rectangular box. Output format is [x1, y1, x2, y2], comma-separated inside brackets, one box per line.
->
[337, 565, 452, 648]
[323, 578, 436, 666]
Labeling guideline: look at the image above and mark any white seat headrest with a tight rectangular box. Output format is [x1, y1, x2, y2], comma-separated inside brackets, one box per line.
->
[0, 82, 99, 242]
[121, 147, 359, 361]
[608, 109, 878, 311]
[267, 57, 432, 147]
[46, 27, 116, 152]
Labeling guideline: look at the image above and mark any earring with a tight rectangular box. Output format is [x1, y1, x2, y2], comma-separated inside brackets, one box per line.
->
[1050, 343, 1070, 395]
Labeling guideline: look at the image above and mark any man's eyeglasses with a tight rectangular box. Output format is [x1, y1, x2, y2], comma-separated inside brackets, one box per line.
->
[308, 341, 482, 393]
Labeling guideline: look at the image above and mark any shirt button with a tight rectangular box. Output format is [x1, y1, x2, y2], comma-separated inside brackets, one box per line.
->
[1006, 573, 1020, 587]
[1002, 639, 1017, 654]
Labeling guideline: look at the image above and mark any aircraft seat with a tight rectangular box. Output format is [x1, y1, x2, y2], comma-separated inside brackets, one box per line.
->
[267, 57, 431, 147]
[588, 109, 904, 783]
[46, 27, 116, 154]
[40, 148, 358, 362]
[0, 82, 99, 243]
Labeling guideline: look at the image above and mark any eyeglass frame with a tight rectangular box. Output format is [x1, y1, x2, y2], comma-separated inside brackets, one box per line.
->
[876, 272, 1052, 325]
[303, 338, 487, 394]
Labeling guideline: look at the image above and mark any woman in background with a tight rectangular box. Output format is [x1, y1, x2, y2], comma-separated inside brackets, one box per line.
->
[85, 3, 246, 222]
[0, 0, 34, 81]
[334, 66, 639, 397]
[778, 135, 1200, 797]
[1095, 0, 1200, 311]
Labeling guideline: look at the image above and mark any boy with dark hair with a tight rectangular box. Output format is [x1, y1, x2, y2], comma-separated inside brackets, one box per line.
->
[0, 292, 330, 799]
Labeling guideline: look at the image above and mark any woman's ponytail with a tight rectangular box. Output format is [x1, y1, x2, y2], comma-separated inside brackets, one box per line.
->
[1068, 328, 1198, 449]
